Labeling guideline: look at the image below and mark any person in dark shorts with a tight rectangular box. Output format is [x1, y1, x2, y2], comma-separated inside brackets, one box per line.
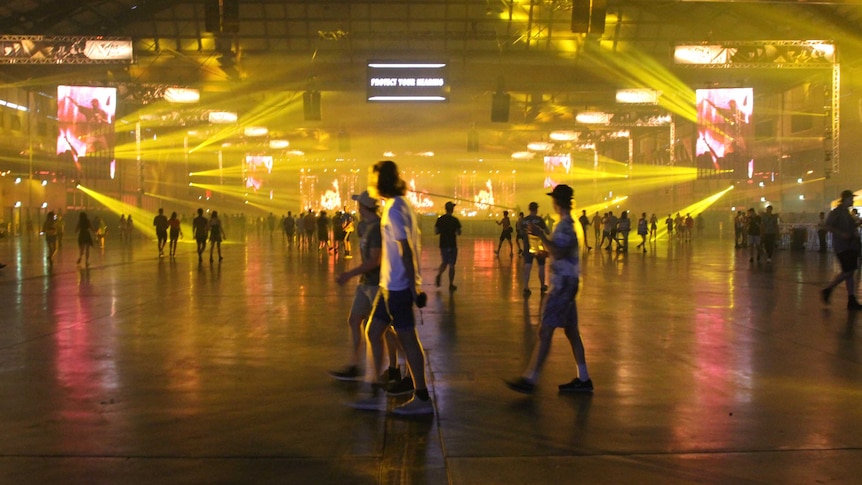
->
[821, 190, 862, 310]
[506, 184, 593, 394]
[522, 202, 549, 297]
[435, 201, 462, 291]
[192, 208, 208, 262]
[495, 210, 514, 256]
[167, 211, 183, 258]
[208, 211, 226, 263]
[153, 208, 169, 258]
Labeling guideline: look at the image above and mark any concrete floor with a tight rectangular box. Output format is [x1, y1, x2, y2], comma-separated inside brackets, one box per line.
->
[1, 230, 861, 484]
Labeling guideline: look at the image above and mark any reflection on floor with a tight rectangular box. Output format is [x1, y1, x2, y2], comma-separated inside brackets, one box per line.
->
[1, 233, 861, 484]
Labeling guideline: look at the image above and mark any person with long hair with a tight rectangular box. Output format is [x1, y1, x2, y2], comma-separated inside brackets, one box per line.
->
[351, 160, 432, 416]
[42, 211, 58, 262]
[168, 211, 183, 258]
[208, 211, 226, 263]
[76, 211, 95, 265]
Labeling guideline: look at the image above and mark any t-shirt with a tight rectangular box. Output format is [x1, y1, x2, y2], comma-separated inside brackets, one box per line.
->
[435, 213, 461, 249]
[153, 214, 168, 232]
[358, 218, 382, 286]
[826, 206, 860, 254]
[747, 215, 762, 236]
[168, 218, 181, 237]
[193, 215, 208, 239]
[523, 214, 548, 253]
[380, 196, 422, 291]
[761, 212, 779, 235]
[550, 217, 579, 278]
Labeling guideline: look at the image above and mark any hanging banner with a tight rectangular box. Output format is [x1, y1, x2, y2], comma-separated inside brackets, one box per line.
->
[0, 35, 133, 64]
[675, 41, 835, 67]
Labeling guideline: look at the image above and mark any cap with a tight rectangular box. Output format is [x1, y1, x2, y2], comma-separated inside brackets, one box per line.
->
[547, 184, 574, 201]
[841, 189, 854, 200]
[351, 191, 378, 209]
[445, 201, 457, 210]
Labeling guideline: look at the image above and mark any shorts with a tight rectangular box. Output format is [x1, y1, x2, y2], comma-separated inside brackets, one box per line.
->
[196, 236, 208, 245]
[350, 283, 379, 318]
[748, 235, 761, 246]
[371, 288, 415, 330]
[541, 275, 579, 328]
[499, 228, 513, 242]
[837, 250, 860, 273]
[440, 247, 458, 265]
[523, 251, 546, 265]
[156, 230, 168, 240]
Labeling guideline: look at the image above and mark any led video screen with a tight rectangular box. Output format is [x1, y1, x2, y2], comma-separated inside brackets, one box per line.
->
[696, 88, 753, 177]
[244, 154, 274, 197]
[57, 85, 116, 160]
[367, 61, 449, 102]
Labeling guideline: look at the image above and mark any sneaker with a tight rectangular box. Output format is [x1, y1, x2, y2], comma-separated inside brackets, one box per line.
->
[504, 377, 535, 394]
[849, 298, 862, 311]
[523, 288, 531, 297]
[387, 376, 415, 396]
[0, 263, 6, 269]
[435, 274, 441, 287]
[348, 395, 387, 411]
[328, 365, 363, 381]
[449, 284, 457, 291]
[540, 285, 549, 294]
[822, 287, 833, 304]
[392, 397, 433, 416]
[558, 378, 594, 393]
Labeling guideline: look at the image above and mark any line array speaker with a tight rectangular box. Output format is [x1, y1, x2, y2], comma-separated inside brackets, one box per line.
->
[491, 92, 510, 123]
[304, 91, 321, 121]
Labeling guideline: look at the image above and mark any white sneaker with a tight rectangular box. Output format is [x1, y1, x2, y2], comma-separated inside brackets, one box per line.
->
[348, 395, 387, 411]
[392, 397, 433, 416]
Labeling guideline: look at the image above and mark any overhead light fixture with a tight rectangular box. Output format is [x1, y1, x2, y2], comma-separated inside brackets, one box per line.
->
[576, 112, 611, 125]
[244, 126, 268, 137]
[269, 140, 289, 149]
[511, 151, 535, 160]
[209, 111, 238, 124]
[616, 89, 660, 105]
[527, 142, 555, 152]
[549, 131, 578, 142]
[164, 87, 200, 103]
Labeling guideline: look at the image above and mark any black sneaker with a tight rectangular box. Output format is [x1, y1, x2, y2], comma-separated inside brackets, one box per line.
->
[328, 365, 362, 381]
[558, 378, 594, 393]
[540, 285, 549, 294]
[386, 376, 415, 396]
[849, 298, 862, 311]
[822, 287, 833, 304]
[435, 274, 441, 287]
[523, 288, 531, 297]
[449, 284, 457, 291]
[372, 366, 401, 389]
[504, 377, 535, 394]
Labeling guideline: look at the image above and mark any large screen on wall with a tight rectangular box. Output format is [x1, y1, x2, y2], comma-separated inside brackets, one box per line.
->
[695, 87, 753, 177]
[367, 61, 449, 102]
[57, 85, 117, 161]
[245, 154, 274, 199]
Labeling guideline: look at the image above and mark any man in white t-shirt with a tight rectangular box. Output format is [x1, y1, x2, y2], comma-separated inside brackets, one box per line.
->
[351, 160, 433, 416]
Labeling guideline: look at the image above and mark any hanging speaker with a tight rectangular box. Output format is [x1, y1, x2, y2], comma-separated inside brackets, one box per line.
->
[571, 0, 590, 33]
[204, 0, 220, 33]
[222, 0, 240, 33]
[590, 0, 606, 35]
[304, 91, 321, 121]
[491, 92, 510, 123]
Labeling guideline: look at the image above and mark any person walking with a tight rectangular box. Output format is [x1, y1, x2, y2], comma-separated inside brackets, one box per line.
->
[821, 190, 862, 310]
[76, 211, 95, 266]
[591, 211, 602, 248]
[817, 211, 828, 253]
[352, 160, 432, 416]
[578, 209, 591, 251]
[761, 205, 779, 263]
[192, 208, 208, 262]
[636, 212, 648, 253]
[615, 210, 631, 253]
[331, 191, 384, 381]
[435, 201, 462, 291]
[747, 208, 762, 263]
[649, 213, 658, 241]
[208, 211, 226, 263]
[167, 211, 183, 258]
[505, 184, 592, 394]
[495, 210, 514, 256]
[42, 211, 58, 263]
[153, 208, 169, 257]
[515, 212, 526, 255]
[522, 202, 549, 296]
